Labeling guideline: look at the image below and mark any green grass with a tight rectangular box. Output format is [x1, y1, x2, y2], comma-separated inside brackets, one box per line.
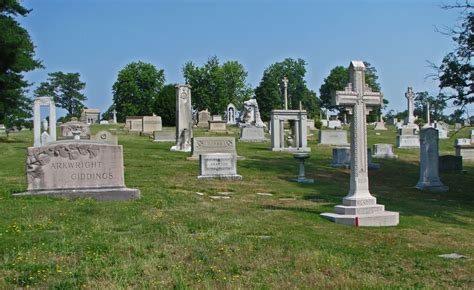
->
[0, 125, 473, 288]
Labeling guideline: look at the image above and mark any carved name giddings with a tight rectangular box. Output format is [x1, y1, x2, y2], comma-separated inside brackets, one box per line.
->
[27, 144, 100, 183]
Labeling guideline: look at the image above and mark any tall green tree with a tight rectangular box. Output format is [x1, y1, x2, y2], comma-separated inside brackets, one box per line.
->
[154, 84, 176, 126]
[182, 56, 252, 115]
[255, 58, 319, 121]
[414, 91, 447, 123]
[34, 72, 87, 118]
[318, 61, 385, 122]
[0, 0, 42, 130]
[112, 61, 165, 122]
[432, 2, 473, 107]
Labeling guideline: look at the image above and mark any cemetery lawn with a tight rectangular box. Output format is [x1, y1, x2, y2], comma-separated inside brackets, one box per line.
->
[0, 125, 473, 289]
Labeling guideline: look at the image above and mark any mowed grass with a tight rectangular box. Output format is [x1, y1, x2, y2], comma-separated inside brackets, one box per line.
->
[0, 125, 473, 288]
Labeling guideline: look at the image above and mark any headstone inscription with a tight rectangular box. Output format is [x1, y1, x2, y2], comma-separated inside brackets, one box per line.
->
[198, 153, 242, 180]
[15, 140, 140, 200]
[318, 130, 349, 146]
[171, 84, 193, 152]
[415, 128, 448, 192]
[188, 137, 242, 160]
[320, 61, 399, 226]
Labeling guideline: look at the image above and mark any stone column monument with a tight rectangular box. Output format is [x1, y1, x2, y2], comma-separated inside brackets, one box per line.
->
[112, 109, 117, 124]
[171, 84, 192, 152]
[426, 101, 430, 126]
[415, 128, 448, 192]
[33, 97, 56, 147]
[321, 61, 399, 226]
[405, 87, 416, 125]
[282, 76, 288, 110]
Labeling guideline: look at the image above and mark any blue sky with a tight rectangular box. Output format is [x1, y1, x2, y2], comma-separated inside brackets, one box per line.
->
[19, 0, 467, 117]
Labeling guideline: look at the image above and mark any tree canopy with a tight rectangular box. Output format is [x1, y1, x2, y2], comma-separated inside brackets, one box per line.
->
[154, 84, 176, 126]
[254, 58, 319, 121]
[433, 2, 473, 107]
[182, 56, 252, 115]
[413, 91, 447, 123]
[0, 0, 42, 130]
[112, 61, 165, 122]
[318, 61, 385, 122]
[34, 72, 87, 118]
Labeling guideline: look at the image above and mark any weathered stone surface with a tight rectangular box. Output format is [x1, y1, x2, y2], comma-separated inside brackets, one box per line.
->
[171, 85, 193, 152]
[320, 61, 398, 227]
[374, 121, 387, 130]
[125, 117, 143, 132]
[208, 120, 227, 132]
[239, 99, 265, 128]
[212, 115, 222, 121]
[318, 130, 349, 146]
[92, 130, 118, 145]
[197, 109, 210, 128]
[455, 145, 474, 160]
[397, 135, 420, 149]
[226, 103, 237, 125]
[153, 130, 175, 142]
[455, 138, 471, 146]
[439, 155, 463, 172]
[415, 128, 449, 192]
[330, 147, 379, 169]
[240, 127, 266, 142]
[270, 110, 310, 152]
[198, 153, 242, 180]
[142, 116, 162, 133]
[372, 143, 398, 159]
[15, 141, 140, 200]
[188, 137, 242, 160]
[60, 121, 90, 137]
[327, 120, 342, 129]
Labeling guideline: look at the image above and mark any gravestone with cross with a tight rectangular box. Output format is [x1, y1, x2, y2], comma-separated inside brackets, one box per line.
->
[320, 61, 399, 226]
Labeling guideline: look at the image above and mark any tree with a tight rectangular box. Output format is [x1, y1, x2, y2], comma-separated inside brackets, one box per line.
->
[414, 91, 447, 123]
[154, 84, 176, 126]
[34, 72, 87, 118]
[112, 61, 165, 122]
[318, 61, 384, 122]
[255, 58, 319, 121]
[0, 0, 42, 130]
[449, 108, 466, 124]
[432, 2, 473, 107]
[182, 56, 252, 115]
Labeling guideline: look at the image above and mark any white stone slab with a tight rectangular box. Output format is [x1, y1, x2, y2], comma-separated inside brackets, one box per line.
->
[318, 130, 349, 146]
[198, 153, 242, 180]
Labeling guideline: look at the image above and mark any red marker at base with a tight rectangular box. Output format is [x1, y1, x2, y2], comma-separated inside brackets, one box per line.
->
[355, 216, 359, 227]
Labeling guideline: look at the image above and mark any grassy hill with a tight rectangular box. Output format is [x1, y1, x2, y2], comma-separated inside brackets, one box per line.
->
[0, 125, 472, 288]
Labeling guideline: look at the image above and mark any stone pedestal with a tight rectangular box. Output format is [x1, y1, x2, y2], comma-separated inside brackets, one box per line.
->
[455, 145, 474, 160]
[397, 135, 420, 149]
[291, 152, 314, 183]
[208, 120, 227, 132]
[239, 127, 266, 142]
[415, 128, 449, 192]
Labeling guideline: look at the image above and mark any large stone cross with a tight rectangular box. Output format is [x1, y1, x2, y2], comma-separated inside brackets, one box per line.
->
[405, 87, 416, 125]
[332, 61, 383, 205]
[282, 76, 289, 110]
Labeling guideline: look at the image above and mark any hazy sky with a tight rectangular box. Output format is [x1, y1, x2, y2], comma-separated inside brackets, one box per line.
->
[19, 0, 468, 117]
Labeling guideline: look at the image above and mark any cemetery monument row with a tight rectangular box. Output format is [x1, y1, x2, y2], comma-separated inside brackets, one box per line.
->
[320, 61, 399, 226]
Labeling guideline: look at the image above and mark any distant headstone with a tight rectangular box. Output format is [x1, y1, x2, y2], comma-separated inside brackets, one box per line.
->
[171, 84, 193, 152]
[455, 123, 462, 130]
[307, 119, 315, 131]
[208, 120, 227, 132]
[387, 117, 398, 126]
[226, 103, 237, 125]
[212, 115, 222, 121]
[318, 130, 349, 146]
[189, 137, 241, 160]
[415, 128, 448, 192]
[327, 119, 342, 129]
[405, 87, 416, 126]
[455, 138, 471, 146]
[330, 147, 379, 169]
[455, 144, 474, 160]
[0, 124, 5, 135]
[99, 120, 109, 125]
[397, 128, 420, 149]
[142, 116, 162, 134]
[374, 121, 387, 130]
[321, 61, 398, 226]
[153, 130, 175, 142]
[125, 117, 143, 132]
[80, 108, 100, 124]
[92, 130, 118, 145]
[198, 153, 242, 180]
[436, 127, 449, 139]
[240, 127, 266, 142]
[471, 130, 474, 143]
[15, 140, 140, 200]
[197, 109, 211, 128]
[372, 144, 398, 159]
[439, 155, 463, 173]
[33, 97, 57, 147]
